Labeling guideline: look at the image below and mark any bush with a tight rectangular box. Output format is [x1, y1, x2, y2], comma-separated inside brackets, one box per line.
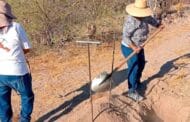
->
[7, 0, 182, 50]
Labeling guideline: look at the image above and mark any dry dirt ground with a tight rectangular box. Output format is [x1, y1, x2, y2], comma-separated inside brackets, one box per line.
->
[12, 11, 190, 122]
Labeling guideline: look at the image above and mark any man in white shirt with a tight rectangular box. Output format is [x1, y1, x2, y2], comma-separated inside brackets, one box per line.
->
[0, 1, 34, 122]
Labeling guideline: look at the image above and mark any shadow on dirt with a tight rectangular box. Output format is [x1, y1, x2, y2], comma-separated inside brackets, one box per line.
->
[140, 106, 164, 122]
[140, 53, 190, 96]
[111, 69, 128, 87]
[36, 69, 128, 121]
[36, 83, 90, 122]
[37, 53, 190, 121]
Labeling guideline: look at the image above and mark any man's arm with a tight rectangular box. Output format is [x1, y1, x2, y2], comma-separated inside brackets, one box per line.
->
[144, 16, 161, 28]
[23, 49, 30, 54]
[16, 23, 32, 54]
[122, 16, 139, 47]
[128, 42, 142, 53]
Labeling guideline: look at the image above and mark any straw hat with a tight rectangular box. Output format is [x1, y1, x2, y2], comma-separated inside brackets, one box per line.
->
[0, 1, 16, 27]
[126, 0, 153, 17]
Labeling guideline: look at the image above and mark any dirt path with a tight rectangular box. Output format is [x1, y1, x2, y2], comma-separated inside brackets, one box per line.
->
[56, 16, 190, 122]
[11, 12, 190, 122]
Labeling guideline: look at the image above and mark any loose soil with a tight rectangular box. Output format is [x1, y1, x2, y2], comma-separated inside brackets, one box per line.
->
[12, 10, 190, 122]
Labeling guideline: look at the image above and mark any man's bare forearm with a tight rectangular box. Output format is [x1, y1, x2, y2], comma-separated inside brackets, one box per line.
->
[23, 49, 30, 54]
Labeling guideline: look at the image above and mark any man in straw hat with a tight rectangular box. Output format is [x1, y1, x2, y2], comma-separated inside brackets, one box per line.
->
[121, 0, 161, 101]
[0, 1, 34, 122]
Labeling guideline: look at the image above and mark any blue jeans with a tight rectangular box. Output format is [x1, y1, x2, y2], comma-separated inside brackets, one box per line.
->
[121, 44, 145, 93]
[0, 73, 34, 122]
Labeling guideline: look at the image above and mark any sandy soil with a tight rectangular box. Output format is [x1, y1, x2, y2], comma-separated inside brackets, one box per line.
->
[11, 10, 190, 122]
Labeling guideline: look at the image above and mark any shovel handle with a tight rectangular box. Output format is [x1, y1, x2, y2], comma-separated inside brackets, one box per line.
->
[114, 51, 136, 71]
[114, 26, 164, 71]
[141, 25, 164, 47]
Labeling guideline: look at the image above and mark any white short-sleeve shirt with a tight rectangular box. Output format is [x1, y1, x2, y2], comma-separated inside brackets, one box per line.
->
[0, 22, 32, 75]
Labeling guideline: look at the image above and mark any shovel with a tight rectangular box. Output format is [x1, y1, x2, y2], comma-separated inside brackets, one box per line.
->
[91, 26, 164, 92]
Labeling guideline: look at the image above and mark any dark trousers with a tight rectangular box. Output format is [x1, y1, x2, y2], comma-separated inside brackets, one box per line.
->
[121, 44, 145, 92]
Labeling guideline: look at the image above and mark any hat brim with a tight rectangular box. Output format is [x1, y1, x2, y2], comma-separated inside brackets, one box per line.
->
[126, 3, 153, 17]
[0, 14, 10, 27]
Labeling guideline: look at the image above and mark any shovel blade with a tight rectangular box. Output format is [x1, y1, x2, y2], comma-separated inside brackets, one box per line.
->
[91, 71, 112, 92]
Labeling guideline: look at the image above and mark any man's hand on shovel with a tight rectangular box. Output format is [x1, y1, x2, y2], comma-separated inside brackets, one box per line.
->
[128, 43, 142, 54]
[134, 46, 143, 54]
